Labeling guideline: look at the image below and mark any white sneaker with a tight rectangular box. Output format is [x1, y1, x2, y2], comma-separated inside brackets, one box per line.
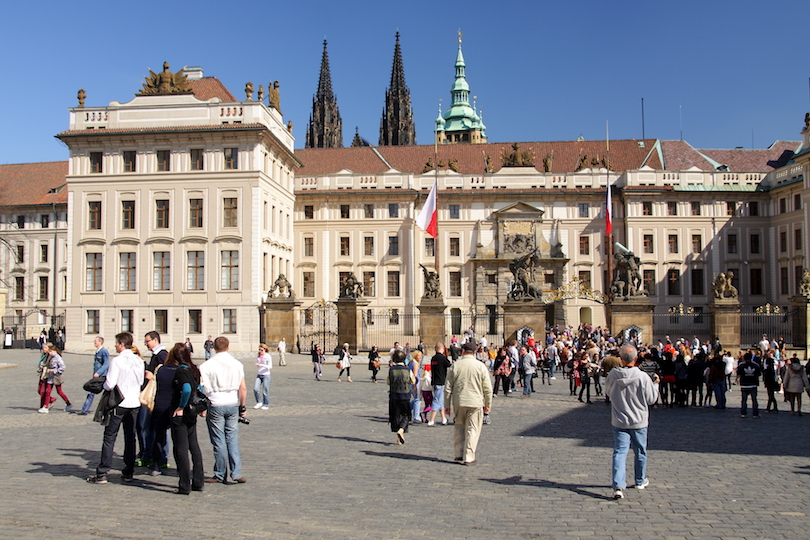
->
[550, 377, 557, 380]
[613, 488, 624, 499]
[635, 478, 649, 490]
[427, 421, 435, 427]
[261, 406, 269, 410]
[253, 403, 263, 409]
[38, 407, 49, 414]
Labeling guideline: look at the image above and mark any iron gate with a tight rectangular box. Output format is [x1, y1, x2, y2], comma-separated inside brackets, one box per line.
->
[740, 304, 793, 348]
[299, 301, 338, 355]
[651, 304, 710, 345]
[361, 310, 418, 351]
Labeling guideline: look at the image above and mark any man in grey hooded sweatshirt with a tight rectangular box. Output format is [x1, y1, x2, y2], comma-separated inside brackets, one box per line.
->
[606, 343, 659, 500]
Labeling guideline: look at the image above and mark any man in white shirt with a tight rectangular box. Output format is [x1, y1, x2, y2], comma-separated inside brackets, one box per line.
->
[87, 332, 144, 484]
[277, 337, 287, 366]
[201, 336, 247, 484]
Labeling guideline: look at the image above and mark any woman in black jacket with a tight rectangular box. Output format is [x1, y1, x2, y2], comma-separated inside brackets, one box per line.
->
[168, 343, 205, 494]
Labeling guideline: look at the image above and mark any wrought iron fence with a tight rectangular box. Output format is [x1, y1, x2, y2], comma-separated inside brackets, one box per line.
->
[651, 304, 711, 345]
[740, 304, 793, 349]
[361, 311, 419, 351]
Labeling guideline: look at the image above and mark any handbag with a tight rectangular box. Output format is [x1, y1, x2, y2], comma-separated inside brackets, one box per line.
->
[52, 374, 64, 386]
[189, 388, 210, 415]
[336, 360, 344, 369]
[138, 365, 161, 413]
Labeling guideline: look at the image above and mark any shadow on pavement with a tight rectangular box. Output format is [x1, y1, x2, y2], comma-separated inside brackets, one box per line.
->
[362, 450, 452, 463]
[318, 434, 390, 446]
[481, 475, 611, 500]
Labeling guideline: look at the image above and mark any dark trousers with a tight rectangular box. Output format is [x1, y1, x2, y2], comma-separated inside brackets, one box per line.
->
[170, 415, 204, 493]
[690, 383, 704, 406]
[579, 378, 591, 402]
[97, 406, 139, 478]
[740, 387, 759, 416]
[389, 398, 411, 433]
[150, 408, 172, 468]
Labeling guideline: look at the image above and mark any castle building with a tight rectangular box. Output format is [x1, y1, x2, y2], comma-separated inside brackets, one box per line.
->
[305, 40, 343, 149]
[435, 34, 487, 145]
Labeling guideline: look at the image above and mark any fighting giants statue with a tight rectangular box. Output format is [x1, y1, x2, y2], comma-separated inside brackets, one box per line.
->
[270, 274, 294, 299]
[611, 243, 647, 300]
[799, 268, 810, 299]
[420, 264, 443, 300]
[339, 272, 363, 299]
[509, 249, 543, 300]
[711, 272, 739, 300]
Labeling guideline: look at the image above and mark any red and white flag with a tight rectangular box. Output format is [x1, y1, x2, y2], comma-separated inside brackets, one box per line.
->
[605, 182, 613, 236]
[416, 179, 438, 238]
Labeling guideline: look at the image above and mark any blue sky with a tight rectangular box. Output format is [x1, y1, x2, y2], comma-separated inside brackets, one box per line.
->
[2, 0, 809, 164]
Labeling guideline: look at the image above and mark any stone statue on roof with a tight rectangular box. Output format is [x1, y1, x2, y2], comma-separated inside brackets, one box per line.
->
[269, 81, 281, 113]
[501, 143, 535, 167]
[543, 153, 553, 173]
[805, 112, 810, 131]
[77, 89, 86, 108]
[245, 82, 254, 101]
[257, 84, 264, 102]
[137, 62, 192, 96]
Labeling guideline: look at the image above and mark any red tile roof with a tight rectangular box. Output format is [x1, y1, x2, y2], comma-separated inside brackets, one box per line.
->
[296, 139, 662, 175]
[0, 161, 68, 207]
[188, 77, 237, 102]
[660, 140, 799, 172]
[659, 140, 715, 171]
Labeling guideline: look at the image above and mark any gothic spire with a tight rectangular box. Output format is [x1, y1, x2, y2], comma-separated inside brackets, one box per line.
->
[306, 39, 343, 148]
[379, 32, 416, 146]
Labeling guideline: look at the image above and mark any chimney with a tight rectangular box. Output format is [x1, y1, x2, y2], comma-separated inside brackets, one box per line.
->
[183, 66, 204, 80]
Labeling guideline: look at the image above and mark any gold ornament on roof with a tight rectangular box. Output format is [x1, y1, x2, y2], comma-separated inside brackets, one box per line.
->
[137, 62, 192, 96]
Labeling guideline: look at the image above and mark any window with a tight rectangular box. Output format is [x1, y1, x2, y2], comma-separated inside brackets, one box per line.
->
[304, 205, 314, 219]
[578, 203, 589, 218]
[449, 271, 462, 296]
[155, 200, 169, 228]
[691, 268, 704, 295]
[667, 269, 681, 295]
[750, 268, 763, 295]
[86, 253, 102, 291]
[691, 202, 701, 216]
[691, 235, 702, 254]
[425, 238, 435, 257]
[302, 271, 315, 297]
[153, 252, 171, 290]
[389, 308, 400, 325]
[41, 214, 50, 228]
[304, 237, 314, 257]
[364, 236, 374, 256]
[366, 309, 374, 325]
[667, 202, 677, 216]
[121, 309, 133, 333]
[223, 198, 238, 228]
[157, 150, 171, 172]
[190, 149, 204, 171]
[16, 244, 24, 263]
[544, 272, 555, 284]
[668, 234, 679, 254]
[340, 205, 350, 219]
[16, 215, 25, 228]
[642, 202, 653, 216]
[222, 309, 237, 333]
[363, 272, 376, 297]
[449, 204, 460, 219]
[14, 277, 24, 300]
[187, 251, 204, 290]
[779, 198, 787, 214]
[578, 270, 591, 288]
[726, 201, 736, 216]
[795, 194, 802, 211]
[643, 269, 656, 295]
[749, 201, 759, 216]
[449, 237, 461, 257]
[221, 251, 239, 290]
[643, 234, 654, 254]
[727, 234, 738, 254]
[38, 276, 49, 300]
[750, 234, 760, 254]
[364, 204, 374, 219]
[388, 204, 399, 218]
[388, 235, 399, 256]
[189, 199, 203, 228]
[40, 244, 48, 263]
[387, 271, 400, 296]
[795, 229, 802, 251]
[123, 151, 136, 172]
[87, 310, 100, 334]
[780, 231, 787, 253]
[781, 267, 789, 295]
[224, 148, 238, 169]
[340, 236, 350, 256]
[579, 235, 590, 255]
[304, 309, 314, 326]
[189, 309, 202, 334]
[155, 310, 168, 334]
[119, 253, 136, 291]
[122, 200, 135, 229]
[88, 201, 102, 230]
[90, 152, 103, 173]
[487, 273, 497, 285]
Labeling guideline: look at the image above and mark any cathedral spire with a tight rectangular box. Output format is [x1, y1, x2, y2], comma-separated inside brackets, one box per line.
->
[436, 32, 486, 145]
[379, 31, 416, 146]
[306, 39, 343, 148]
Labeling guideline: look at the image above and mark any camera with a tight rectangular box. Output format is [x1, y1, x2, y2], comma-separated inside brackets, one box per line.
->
[238, 416, 250, 425]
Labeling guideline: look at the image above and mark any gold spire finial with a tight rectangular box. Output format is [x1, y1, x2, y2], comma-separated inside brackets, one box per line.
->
[458, 29, 462, 44]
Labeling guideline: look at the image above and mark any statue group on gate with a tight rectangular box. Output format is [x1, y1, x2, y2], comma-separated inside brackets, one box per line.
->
[270, 273, 294, 299]
[711, 271, 739, 300]
[340, 272, 363, 299]
[509, 249, 543, 300]
[799, 268, 810, 299]
[420, 264, 443, 300]
[611, 245, 647, 300]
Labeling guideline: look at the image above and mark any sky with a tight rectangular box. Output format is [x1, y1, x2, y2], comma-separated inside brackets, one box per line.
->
[2, 0, 809, 165]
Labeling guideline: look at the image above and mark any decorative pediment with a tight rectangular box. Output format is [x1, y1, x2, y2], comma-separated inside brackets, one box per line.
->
[493, 201, 544, 219]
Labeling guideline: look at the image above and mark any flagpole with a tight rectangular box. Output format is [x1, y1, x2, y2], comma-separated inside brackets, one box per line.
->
[606, 120, 612, 303]
[434, 114, 440, 274]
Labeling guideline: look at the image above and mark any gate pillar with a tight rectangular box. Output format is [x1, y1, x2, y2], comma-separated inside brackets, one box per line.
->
[502, 299, 547, 344]
[609, 298, 655, 345]
[790, 296, 810, 357]
[337, 297, 369, 355]
[709, 299, 741, 354]
[262, 296, 302, 353]
[418, 299, 447, 350]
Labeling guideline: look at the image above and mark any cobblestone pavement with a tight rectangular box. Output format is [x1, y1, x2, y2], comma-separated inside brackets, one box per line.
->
[1, 348, 808, 539]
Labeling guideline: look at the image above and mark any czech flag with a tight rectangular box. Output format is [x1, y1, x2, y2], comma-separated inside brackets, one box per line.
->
[417, 179, 438, 238]
[605, 182, 612, 236]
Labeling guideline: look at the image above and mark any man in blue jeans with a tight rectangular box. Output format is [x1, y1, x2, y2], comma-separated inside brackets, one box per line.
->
[200, 336, 247, 484]
[605, 344, 659, 500]
[736, 352, 762, 418]
[79, 336, 109, 415]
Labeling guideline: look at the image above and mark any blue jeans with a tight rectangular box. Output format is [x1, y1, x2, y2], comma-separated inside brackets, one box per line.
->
[205, 404, 242, 481]
[549, 362, 556, 378]
[611, 426, 648, 489]
[81, 392, 95, 414]
[254, 374, 270, 406]
[713, 381, 727, 408]
[740, 387, 758, 416]
[523, 373, 533, 396]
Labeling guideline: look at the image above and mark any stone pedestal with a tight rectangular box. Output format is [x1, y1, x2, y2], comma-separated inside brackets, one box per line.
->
[417, 299, 447, 349]
[790, 296, 810, 356]
[502, 299, 547, 344]
[609, 299, 655, 344]
[337, 297, 369, 355]
[709, 299, 741, 354]
[262, 297, 302, 352]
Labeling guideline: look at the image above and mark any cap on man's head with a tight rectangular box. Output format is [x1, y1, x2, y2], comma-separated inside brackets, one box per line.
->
[461, 341, 477, 353]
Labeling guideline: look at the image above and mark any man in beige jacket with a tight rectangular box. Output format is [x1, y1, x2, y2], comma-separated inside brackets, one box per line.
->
[445, 341, 493, 465]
